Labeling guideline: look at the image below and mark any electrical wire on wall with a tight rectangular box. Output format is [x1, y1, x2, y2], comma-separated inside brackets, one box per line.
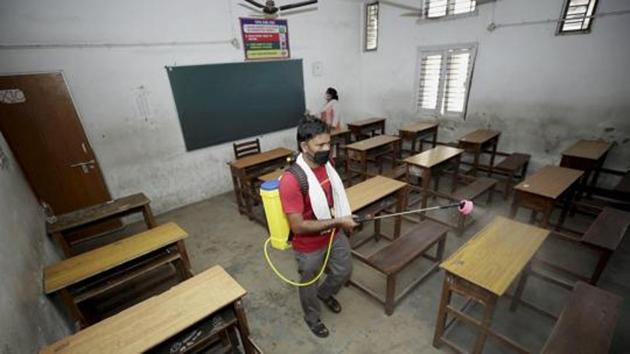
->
[487, 7, 630, 31]
[0, 1, 242, 51]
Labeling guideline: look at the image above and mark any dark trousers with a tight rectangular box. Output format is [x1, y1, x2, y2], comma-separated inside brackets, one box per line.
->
[294, 233, 352, 325]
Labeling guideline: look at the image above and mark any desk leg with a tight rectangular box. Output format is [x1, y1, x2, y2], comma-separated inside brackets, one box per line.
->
[176, 240, 193, 274]
[59, 288, 88, 329]
[142, 205, 157, 228]
[488, 141, 498, 177]
[420, 169, 432, 221]
[509, 192, 521, 219]
[231, 172, 244, 214]
[394, 187, 406, 238]
[410, 135, 417, 155]
[472, 295, 497, 354]
[244, 180, 254, 221]
[510, 263, 531, 311]
[472, 146, 481, 177]
[361, 151, 368, 182]
[234, 299, 254, 354]
[52, 232, 73, 258]
[557, 187, 578, 228]
[431, 130, 438, 148]
[451, 155, 461, 193]
[590, 249, 612, 285]
[432, 275, 453, 348]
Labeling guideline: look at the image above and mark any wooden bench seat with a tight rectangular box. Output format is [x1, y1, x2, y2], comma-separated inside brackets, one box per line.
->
[381, 164, 407, 181]
[350, 220, 449, 315]
[541, 281, 622, 354]
[44, 222, 193, 328]
[491, 153, 530, 199]
[452, 177, 497, 202]
[580, 207, 630, 284]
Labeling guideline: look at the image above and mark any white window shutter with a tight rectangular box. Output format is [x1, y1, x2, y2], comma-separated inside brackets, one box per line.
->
[365, 2, 379, 51]
[417, 53, 444, 113]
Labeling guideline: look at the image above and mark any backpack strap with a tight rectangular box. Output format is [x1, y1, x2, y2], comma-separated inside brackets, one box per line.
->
[286, 163, 308, 195]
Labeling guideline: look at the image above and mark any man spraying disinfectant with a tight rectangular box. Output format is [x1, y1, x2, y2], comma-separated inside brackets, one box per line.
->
[276, 117, 357, 338]
[260, 116, 475, 338]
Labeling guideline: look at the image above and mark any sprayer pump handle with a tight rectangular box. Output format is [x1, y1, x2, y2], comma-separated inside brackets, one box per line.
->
[352, 214, 371, 223]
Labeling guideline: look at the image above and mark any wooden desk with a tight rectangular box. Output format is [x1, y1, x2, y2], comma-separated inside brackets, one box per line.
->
[433, 216, 549, 354]
[44, 222, 192, 328]
[345, 135, 401, 182]
[398, 122, 438, 154]
[561, 139, 612, 196]
[458, 129, 500, 176]
[347, 117, 386, 140]
[228, 147, 293, 221]
[403, 146, 464, 219]
[510, 165, 583, 228]
[41, 266, 259, 354]
[346, 176, 407, 245]
[257, 168, 285, 182]
[47, 193, 156, 257]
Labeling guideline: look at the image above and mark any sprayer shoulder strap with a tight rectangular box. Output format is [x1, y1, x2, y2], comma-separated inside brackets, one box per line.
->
[286, 163, 308, 195]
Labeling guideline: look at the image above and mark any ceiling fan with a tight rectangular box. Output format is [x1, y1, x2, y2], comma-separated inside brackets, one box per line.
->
[241, 0, 319, 18]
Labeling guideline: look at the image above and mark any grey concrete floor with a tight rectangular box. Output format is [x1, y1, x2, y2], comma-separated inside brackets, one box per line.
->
[114, 180, 629, 353]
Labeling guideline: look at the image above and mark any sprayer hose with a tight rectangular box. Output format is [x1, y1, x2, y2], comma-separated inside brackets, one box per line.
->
[263, 228, 336, 287]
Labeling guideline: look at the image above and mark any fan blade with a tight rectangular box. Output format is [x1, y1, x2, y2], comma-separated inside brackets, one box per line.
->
[244, 0, 265, 9]
[381, 0, 421, 12]
[279, 7, 318, 16]
[279, 0, 318, 11]
[238, 3, 263, 12]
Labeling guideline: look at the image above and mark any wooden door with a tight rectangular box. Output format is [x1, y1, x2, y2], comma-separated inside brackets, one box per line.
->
[0, 72, 113, 218]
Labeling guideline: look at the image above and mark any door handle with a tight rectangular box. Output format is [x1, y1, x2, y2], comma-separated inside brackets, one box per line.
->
[70, 159, 95, 168]
[70, 159, 95, 173]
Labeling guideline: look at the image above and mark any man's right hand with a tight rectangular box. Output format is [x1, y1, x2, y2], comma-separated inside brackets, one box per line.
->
[337, 216, 359, 231]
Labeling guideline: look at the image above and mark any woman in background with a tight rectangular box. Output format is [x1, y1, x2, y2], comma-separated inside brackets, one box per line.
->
[320, 87, 341, 129]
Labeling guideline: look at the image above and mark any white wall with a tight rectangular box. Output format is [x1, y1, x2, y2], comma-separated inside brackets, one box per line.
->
[0, 134, 71, 353]
[359, 0, 630, 170]
[0, 0, 363, 213]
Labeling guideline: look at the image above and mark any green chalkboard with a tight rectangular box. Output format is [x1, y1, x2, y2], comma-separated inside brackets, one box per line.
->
[166, 59, 305, 151]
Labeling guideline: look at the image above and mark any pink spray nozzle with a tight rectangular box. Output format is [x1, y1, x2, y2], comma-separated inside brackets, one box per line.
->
[458, 200, 474, 216]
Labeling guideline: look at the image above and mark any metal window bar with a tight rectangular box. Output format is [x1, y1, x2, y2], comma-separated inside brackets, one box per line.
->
[417, 54, 443, 111]
[425, 0, 476, 18]
[560, 0, 598, 32]
[365, 2, 379, 51]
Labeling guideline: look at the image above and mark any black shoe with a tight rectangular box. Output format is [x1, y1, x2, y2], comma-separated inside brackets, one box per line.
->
[317, 295, 342, 313]
[308, 321, 329, 338]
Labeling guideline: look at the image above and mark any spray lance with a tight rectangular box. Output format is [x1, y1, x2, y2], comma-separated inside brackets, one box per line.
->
[260, 179, 474, 287]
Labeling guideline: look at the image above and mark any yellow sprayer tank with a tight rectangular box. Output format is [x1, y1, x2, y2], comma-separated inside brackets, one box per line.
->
[260, 179, 291, 250]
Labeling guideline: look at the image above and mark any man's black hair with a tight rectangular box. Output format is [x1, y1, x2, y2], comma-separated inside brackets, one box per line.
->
[296, 115, 330, 152]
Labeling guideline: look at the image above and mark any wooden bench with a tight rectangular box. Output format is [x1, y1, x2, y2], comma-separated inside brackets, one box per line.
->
[536, 207, 630, 290]
[47, 192, 157, 257]
[493, 152, 530, 199]
[541, 281, 622, 354]
[449, 176, 497, 235]
[349, 220, 449, 315]
[41, 266, 262, 354]
[44, 222, 193, 328]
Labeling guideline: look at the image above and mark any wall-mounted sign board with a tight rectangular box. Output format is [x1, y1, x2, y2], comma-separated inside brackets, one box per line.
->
[240, 18, 290, 60]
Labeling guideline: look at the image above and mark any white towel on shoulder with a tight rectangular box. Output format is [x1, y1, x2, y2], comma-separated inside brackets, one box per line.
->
[295, 153, 351, 220]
